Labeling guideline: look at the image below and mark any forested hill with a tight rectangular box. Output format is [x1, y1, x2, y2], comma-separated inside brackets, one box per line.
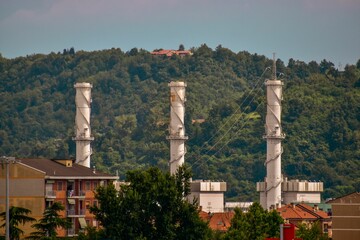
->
[0, 45, 359, 201]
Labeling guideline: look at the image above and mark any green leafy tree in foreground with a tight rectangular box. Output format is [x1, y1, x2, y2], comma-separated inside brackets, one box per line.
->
[28, 202, 71, 239]
[224, 202, 283, 240]
[91, 166, 212, 240]
[76, 226, 104, 240]
[296, 221, 329, 240]
[0, 206, 36, 240]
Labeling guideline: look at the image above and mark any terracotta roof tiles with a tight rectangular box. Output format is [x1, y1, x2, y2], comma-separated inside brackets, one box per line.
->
[199, 211, 234, 232]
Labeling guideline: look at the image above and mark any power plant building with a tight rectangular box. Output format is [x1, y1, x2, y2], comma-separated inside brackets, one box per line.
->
[188, 180, 227, 213]
[257, 55, 323, 209]
[167, 81, 227, 212]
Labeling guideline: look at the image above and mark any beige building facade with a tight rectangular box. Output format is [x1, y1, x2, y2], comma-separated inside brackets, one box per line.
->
[0, 158, 117, 238]
[188, 181, 227, 213]
[328, 192, 360, 240]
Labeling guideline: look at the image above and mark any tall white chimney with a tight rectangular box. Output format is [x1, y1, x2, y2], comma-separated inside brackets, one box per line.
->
[264, 54, 285, 209]
[167, 81, 188, 175]
[73, 82, 94, 168]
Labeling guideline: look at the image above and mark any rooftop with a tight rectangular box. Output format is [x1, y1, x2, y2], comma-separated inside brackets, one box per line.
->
[199, 211, 234, 232]
[18, 158, 118, 179]
[277, 203, 330, 220]
[150, 49, 192, 57]
[327, 192, 360, 204]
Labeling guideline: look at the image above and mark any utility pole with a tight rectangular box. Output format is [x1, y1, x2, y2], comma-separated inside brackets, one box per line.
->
[1, 156, 19, 240]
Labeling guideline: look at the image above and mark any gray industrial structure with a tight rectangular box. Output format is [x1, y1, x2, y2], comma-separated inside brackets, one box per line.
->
[167, 81, 188, 175]
[257, 55, 323, 209]
[167, 81, 227, 212]
[73, 83, 94, 168]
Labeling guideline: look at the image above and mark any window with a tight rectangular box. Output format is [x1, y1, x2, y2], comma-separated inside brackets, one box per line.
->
[85, 200, 91, 209]
[93, 181, 98, 190]
[57, 181, 63, 191]
[92, 220, 98, 227]
[45, 200, 54, 208]
[93, 200, 98, 207]
[85, 181, 91, 191]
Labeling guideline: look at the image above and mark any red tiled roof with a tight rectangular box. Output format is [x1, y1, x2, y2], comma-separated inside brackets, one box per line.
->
[297, 204, 330, 219]
[277, 203, 330, 220]
[277, 204, 318, 220]
[150, 49, 192, 57]
[199, 211, 234, 232]
[18, 158, 117, 179]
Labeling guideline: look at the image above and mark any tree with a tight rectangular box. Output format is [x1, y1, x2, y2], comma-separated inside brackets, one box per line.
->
[296, 221, 329, 240]
[91, 166, 212, 240]
[69, 47, 75, 55]
[224, 208, 250, 240]
[0, 206, 36, 240]
[28, 202, 71, 239]
[76, 226, 104, 240]
[178, 44, 185, 51]
[224, 202, 283, 240]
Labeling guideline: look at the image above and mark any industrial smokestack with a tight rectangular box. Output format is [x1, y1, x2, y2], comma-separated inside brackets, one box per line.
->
[73, 82, 94, 168]
[264, 54, 285, 209]
[167, 81, 188, 175]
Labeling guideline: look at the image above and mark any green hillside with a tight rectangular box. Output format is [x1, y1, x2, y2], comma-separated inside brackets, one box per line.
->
[0, 45, 359, 201]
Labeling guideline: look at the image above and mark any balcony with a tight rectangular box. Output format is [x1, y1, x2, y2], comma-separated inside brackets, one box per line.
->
[45, 190, 56, 198]
[67, 228, 75, 236]
[67, 190, 86, 198]
[67, 209, 86, 217]
[67, 209, 76, 216]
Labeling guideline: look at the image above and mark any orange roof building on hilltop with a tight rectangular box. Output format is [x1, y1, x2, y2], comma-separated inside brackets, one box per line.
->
[151, 49, 193, 57]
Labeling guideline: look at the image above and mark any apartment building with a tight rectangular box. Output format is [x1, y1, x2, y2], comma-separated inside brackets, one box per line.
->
[327, 192, 360, 240]
[0, 158, 118, 238]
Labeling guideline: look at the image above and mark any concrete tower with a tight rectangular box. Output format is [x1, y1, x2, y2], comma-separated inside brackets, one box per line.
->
[263, 54, 285, 209]
[73, 82, 94, 168]
[167, 81, 188, 175]
[257, 55, 324, 208]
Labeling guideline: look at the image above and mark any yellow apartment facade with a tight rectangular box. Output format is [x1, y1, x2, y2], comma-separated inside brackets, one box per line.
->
[0, 158, 118, 238]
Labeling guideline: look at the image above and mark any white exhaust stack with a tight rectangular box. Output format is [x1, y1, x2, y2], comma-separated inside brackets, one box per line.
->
[264, 54, 285, 209]
[73, 82, 94, 168]
[167, 81, 188, 175]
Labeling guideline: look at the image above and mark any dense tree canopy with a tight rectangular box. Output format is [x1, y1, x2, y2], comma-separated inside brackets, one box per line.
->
[224, 202, 283, 240]
[296, 221, 329, 240]
[0, 206, 35, 240]
[0, 46, 359, 200]
[91, 166, 211, 240]
[28, 202, 71, 239]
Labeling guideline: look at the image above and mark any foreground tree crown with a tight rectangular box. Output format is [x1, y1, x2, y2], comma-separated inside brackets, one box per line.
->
[0, 206, 35, 240]
[91, 166, 212, 240]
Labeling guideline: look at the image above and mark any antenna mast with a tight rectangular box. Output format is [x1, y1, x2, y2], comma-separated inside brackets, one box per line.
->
[273, 53, 277, 80]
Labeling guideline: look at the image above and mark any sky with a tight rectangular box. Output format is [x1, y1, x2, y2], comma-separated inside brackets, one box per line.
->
[0, 0, 359, 66]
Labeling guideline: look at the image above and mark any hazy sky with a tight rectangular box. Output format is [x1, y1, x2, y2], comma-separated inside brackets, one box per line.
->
[0, 0, 359, 66]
